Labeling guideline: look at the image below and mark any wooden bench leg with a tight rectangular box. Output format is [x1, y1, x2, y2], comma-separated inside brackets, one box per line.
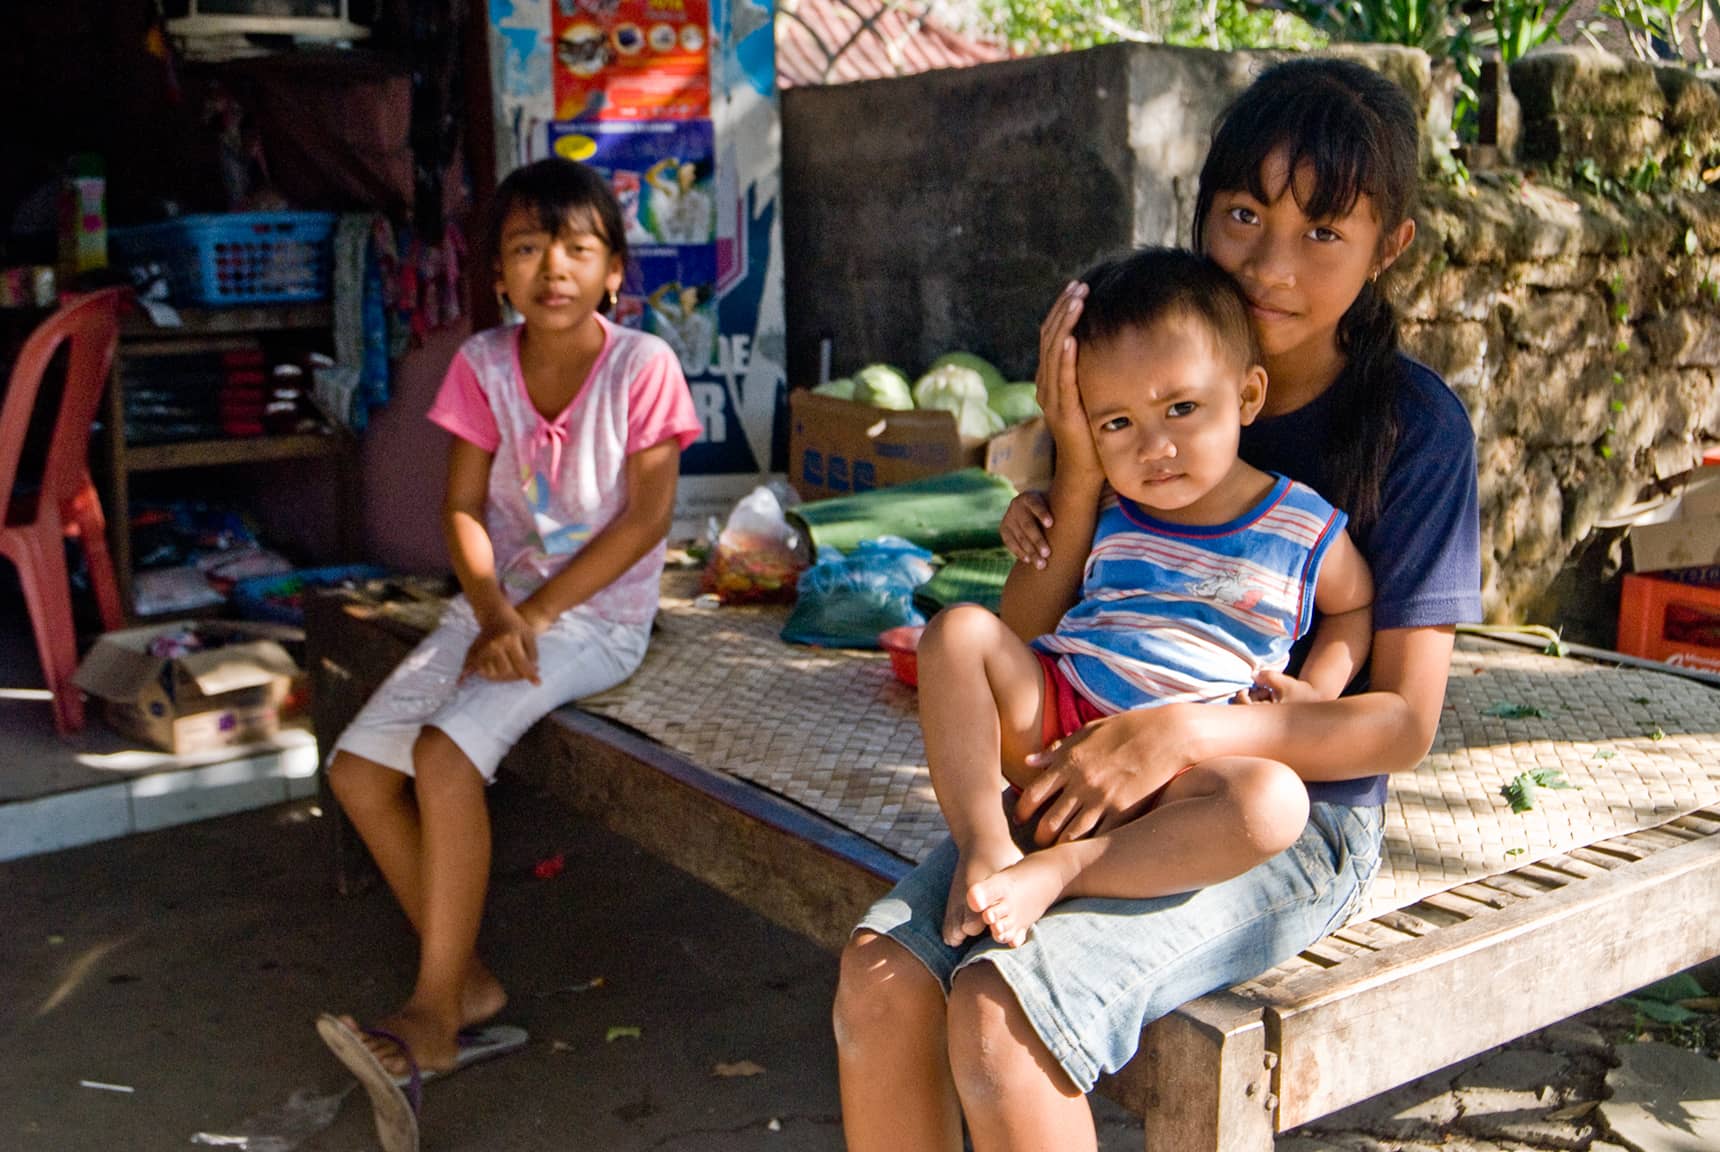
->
[1137, 993, 1275, 1152]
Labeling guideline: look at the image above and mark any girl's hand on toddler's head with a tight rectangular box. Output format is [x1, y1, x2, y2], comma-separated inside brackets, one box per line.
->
[1036, 282, 1099, 478]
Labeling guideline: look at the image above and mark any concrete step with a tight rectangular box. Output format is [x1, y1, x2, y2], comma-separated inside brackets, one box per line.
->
[0, 718, 319, 862]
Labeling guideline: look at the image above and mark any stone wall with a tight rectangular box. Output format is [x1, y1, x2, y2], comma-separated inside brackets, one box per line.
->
[781, 44, 1720, 643]
[1400, 48, 1720, 639]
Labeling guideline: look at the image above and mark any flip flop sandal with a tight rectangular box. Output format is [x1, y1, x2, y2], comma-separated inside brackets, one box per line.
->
[315, 1014, 420, 1152]
[390, 1023, 529, 1088]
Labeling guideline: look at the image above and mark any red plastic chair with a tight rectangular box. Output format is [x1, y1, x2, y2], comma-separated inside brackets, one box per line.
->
[1, 288, 126, 732]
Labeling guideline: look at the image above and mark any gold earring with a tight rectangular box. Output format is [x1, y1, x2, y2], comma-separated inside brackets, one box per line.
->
[608, 288, 619, 310]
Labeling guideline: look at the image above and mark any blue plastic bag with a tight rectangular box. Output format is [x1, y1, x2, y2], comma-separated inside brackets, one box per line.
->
[780, 537, 936, 648]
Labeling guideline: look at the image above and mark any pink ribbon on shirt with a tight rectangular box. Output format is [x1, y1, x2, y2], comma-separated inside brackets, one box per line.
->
[531, 420, 569, 480]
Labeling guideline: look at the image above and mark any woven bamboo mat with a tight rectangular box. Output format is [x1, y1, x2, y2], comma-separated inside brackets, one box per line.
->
[578, 576, 1720, 919]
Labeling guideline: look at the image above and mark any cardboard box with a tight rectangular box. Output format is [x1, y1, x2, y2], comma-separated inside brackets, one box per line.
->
[1629, 467, 1720, 574]
[74, 621, 305, 755]
[1618, 572, 1720, 673]
[788, 390, 1053, 500]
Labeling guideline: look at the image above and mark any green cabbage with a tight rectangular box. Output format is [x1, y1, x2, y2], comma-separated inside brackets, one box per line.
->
[913, 363, 1005, 439]
[852, 363, 914, 410]
[929, 352, 1007, 398]
[989, 382, 1042, 427]
[811, 377, 855, 400]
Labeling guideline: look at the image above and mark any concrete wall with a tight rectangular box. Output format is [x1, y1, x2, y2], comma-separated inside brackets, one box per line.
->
[781, 44, 1439, 386]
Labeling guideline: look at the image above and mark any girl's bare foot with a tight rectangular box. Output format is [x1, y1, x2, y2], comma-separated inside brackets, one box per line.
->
[461, 964, 507, 1028]
[968, 850, 1075, 948]
[344, 1001, 463, 1078]
[942, 839, 1024, 946]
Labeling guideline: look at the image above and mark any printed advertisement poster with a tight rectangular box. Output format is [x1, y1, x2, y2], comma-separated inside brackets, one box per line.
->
[492, 0, 782, 533]
[548, 120, 715, 246]
[622, 245, 719, 379]
[551, 0, 710, 122]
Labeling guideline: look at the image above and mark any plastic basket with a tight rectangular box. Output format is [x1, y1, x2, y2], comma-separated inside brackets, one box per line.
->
[111, 211, 337, 306]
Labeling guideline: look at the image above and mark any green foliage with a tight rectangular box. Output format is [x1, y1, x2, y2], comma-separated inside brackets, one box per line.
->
[1484, 701, 1548, 718]
[973, 0, 1324, 53]
[1626, 152, 1663, 193]
[1596, 0, 1716, 67]
[1501, 768, 1575, 813]
[975, 0, 1143, 55]
[1483, 0, 1575, 63]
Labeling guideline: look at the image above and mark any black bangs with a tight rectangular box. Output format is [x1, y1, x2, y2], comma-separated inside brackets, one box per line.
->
[528, 199, 613, 250]
[486, 157, 630, 275]
[1193, 58, 1417, 248]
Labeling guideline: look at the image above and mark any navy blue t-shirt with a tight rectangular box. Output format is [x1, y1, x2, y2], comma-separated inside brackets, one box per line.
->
[1238, 355, 1482, 807]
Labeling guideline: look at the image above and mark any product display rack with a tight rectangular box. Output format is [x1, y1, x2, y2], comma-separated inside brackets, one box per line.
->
[105, 302, 359, 619]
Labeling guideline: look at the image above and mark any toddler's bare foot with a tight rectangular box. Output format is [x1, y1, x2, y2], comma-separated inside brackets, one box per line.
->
[969, 851, 1075, 948]
[342, 1001, 462, 1078]
[462, 964, 507, 1028]
[943, 840, 1024, 946]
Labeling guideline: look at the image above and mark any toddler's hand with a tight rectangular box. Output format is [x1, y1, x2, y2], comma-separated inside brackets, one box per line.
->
[1002, 491, 1054, 568]
[1036, 283, 1099, 477]
[1234, 669, 1321, 705]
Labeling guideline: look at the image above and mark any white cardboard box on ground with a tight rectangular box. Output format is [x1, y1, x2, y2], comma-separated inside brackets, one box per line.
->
[73, 621, 304, 755]
[1630, 466, 1720, 573]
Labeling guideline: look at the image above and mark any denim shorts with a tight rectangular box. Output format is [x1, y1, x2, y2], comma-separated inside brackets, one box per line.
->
[854, 800, 1384, 1093]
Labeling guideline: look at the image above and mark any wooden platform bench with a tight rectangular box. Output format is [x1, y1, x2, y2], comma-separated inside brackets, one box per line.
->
[306, 590, 1720, 1151]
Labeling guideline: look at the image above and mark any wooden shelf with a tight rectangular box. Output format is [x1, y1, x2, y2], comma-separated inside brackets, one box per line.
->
[119, 302, 334, 340]
[106, 303, 357, 618]
[125, 431, 350, 473]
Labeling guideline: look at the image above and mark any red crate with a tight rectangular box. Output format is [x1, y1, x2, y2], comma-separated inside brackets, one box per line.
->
[1618, 572, 1720, 673]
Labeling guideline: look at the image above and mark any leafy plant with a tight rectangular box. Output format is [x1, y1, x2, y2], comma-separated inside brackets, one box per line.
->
[1594, 0, 1715, 67]
[970, 0, 1324, 53]
[1484, 0, 1576, 64]
[1484, 701, 1549, 718]
[1502, 768, 1576, 813]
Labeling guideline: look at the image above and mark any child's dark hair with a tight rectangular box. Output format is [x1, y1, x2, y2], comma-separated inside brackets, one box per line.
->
[1073, 247, 1262, 372]
[1191, 57, 1420, 542]
[485, 158, 628, 313]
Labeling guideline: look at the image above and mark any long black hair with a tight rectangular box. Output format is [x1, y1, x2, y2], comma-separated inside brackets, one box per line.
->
[485, 158, 629, 314]
[1191, 57, 1419, 542]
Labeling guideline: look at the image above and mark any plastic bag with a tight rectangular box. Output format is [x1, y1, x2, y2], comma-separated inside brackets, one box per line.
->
[781, 537, 936, 648]
[703, 483, 807, 604]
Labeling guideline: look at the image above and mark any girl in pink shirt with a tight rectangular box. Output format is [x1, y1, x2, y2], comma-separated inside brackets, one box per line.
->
[318, 159, 699, 1139]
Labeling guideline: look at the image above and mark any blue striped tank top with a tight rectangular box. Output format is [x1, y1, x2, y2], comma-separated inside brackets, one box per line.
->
[1033, 474, 1346, 714]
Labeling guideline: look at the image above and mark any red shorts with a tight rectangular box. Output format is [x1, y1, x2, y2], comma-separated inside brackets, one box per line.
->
[1035, 651, 1108, 746]
[1032, 651, 1193, 811]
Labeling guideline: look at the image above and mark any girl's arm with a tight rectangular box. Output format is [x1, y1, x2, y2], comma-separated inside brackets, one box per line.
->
[445, 437, 542, 684]
[999, 282, 1103, 639]
[1019, 623, 1454, 844]
[1267, 529, 1373, 702]
[514, 437, 681, 629]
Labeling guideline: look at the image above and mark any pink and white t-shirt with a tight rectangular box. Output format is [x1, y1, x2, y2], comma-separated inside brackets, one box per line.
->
[427, 316, 700, 628]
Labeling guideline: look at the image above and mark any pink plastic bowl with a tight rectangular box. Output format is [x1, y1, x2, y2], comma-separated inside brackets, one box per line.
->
[878, 625, 926, 687]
